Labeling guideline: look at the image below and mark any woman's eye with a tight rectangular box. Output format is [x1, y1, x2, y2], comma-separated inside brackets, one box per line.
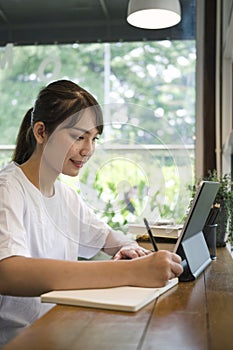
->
[70, 134, 83, 140]
[70, 133, 99, 142]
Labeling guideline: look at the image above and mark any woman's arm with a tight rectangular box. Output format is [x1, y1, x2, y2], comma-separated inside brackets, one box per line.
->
[102, 229, 151, 258]
[0, 252, 183, 297]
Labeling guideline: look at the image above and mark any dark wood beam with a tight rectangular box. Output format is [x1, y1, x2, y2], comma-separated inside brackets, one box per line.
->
[203, 0, 217, 176]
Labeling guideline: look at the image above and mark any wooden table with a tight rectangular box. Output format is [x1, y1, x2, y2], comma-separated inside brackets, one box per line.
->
[3, 247, 233, 350]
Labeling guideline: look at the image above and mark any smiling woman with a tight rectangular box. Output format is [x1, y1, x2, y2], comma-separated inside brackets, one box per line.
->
[0, 79, 183, 348]
[12, 80, 103, 165]
[12, 80, 104, 196]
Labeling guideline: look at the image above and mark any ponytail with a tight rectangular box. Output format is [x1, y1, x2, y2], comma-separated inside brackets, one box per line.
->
[12, 108, 36, 165]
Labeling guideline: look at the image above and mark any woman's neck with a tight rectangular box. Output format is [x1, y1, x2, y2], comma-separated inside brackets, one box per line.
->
[19, 155, 58, 197]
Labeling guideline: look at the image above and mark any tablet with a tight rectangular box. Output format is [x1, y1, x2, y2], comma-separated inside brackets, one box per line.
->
[174, 181, 220, 281]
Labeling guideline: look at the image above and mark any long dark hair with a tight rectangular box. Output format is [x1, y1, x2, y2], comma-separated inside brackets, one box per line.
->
[12, 80, 103, 165]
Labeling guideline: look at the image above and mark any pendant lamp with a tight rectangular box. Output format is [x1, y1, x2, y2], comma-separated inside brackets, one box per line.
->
[127, 0, 181, 29]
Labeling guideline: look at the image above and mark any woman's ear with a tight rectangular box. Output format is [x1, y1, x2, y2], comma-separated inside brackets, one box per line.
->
[33, 122, 47, 144]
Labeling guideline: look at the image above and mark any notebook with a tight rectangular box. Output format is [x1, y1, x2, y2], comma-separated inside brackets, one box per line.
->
[41, 277, 178, 312]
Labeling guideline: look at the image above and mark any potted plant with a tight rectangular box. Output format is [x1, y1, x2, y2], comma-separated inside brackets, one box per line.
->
[203, 170, 233, 247]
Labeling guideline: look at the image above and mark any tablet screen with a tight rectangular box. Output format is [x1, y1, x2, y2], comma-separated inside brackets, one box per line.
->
[174, 181, 220, 281]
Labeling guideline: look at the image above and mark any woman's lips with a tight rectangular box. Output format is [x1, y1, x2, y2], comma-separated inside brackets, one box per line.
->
[70, 159, 84, 168]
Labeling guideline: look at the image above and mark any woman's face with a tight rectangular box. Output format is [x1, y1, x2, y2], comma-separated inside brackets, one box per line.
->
[41, 109, 100, 177]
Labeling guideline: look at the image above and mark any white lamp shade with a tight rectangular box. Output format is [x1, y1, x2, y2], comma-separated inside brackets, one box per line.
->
[127, 0, 181, 29]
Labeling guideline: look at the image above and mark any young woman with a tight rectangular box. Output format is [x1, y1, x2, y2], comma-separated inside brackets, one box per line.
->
[0, 80, 183, 346]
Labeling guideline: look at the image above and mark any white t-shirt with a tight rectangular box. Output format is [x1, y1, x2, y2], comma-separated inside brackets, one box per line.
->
[0, 162, 118, 347]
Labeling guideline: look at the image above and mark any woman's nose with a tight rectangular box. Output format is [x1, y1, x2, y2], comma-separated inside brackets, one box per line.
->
[79, 141, 94, 157]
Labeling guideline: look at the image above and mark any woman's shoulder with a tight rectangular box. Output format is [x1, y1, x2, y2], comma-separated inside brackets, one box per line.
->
[0, 162, 27, 200]
[0, 162, 21, 183]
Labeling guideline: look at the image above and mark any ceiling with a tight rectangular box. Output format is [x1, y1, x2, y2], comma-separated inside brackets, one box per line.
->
[0, 0, 196, 46]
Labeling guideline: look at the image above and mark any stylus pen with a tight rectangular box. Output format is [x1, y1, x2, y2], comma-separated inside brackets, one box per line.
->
[143, 218, 159, 252]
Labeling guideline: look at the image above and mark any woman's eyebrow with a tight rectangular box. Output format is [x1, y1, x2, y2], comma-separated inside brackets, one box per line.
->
[72, 127, 90, 134]
[72, 127, 98, 136]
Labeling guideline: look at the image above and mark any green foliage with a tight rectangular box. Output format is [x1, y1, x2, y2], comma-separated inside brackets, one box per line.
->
[190, 170, 233, 209]
[205, 170, 233, 243]
[0, 40, 195, 145]
[191, 170, 233, 244]
[92, 176, 129, 232]
[204, 170, 232, 204]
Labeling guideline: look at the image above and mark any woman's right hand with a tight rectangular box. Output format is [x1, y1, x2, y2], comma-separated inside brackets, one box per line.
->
[130, 250, 183, 288]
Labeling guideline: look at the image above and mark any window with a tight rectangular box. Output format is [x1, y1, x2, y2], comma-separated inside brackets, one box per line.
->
[0, 38, 196, 228]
